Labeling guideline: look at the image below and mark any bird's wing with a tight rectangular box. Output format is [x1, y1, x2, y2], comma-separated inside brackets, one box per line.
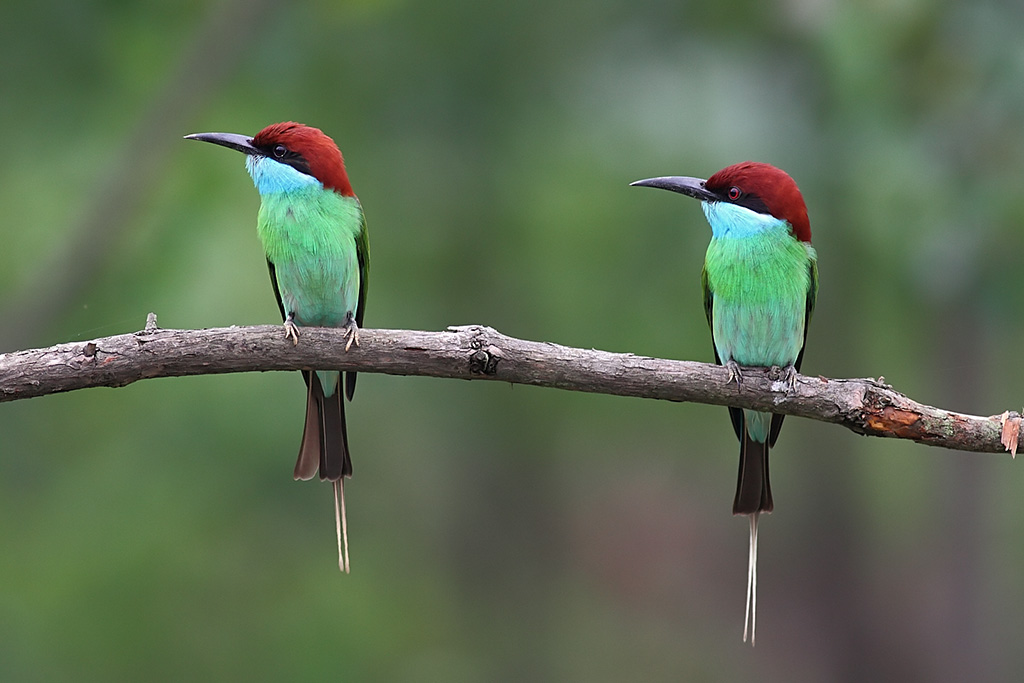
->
[791, 256, 817, 375]
[354, 211, 369, 330]
[703, 265, 744, 442]
[268, 259, 313, 395]
[267, 259, 287, 321]
[701, 264, 714, 332]
[345, 209, 369, 402]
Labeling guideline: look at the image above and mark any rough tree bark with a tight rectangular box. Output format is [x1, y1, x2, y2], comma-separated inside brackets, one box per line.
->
[0, 314, 1020, 455]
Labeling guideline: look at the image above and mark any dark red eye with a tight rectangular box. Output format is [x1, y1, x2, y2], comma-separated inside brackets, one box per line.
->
[728, 186, 742, 200]
[273, 144, 288, 158]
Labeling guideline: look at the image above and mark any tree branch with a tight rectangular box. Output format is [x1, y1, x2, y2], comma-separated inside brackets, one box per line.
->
[1, 315, 1020, 455]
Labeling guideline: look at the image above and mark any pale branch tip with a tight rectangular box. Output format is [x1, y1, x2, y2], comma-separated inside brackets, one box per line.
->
[0, 316, 1019, 455]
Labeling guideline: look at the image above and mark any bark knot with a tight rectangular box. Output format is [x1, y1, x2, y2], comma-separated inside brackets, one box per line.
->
[469, 345, 503, 375]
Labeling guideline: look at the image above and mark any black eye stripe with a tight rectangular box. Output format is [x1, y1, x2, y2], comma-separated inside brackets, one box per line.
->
[733, 194, 770, 215]
[258, 142, 313, 177]
[709, 185, 770, 214]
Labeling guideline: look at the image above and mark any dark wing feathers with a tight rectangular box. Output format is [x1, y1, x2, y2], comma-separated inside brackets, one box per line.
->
[703, 266, 744, 442]
[267, 259, 287, 322]
[345, 212, 369, 402]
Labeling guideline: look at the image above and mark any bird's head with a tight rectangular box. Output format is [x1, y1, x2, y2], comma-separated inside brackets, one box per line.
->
[631, 162, 810, 243]
[185, 122, 354, 197]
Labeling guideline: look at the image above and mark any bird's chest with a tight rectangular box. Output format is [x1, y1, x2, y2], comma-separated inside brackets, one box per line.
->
[257, 195, 360, 325]
[705, 237, 809, 367]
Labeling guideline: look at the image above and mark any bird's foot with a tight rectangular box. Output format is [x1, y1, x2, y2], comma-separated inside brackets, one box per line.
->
[283, 318, 300, 346]
[778, 363, 798, 391]
[725, 359, 744, 387]
[341, 314, 360, 352]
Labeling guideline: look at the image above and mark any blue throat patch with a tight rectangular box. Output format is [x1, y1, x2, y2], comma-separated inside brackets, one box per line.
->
[701, 201, 787, 239]
[246, 155, 320, 195]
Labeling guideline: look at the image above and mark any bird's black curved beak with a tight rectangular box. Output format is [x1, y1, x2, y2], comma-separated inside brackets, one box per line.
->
[630, 175, 718, 202]
[184, 132, 260, 156]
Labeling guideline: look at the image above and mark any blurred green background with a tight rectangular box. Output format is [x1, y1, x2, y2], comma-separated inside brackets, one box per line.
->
[2, 0, 1024, 680]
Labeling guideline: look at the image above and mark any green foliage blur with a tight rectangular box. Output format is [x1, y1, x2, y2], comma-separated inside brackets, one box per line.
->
[2, 0, 1023, 680]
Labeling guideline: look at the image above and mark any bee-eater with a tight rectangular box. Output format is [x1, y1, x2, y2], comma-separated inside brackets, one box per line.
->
[186, 122, 369, 572]
[631, 162, 817, 643]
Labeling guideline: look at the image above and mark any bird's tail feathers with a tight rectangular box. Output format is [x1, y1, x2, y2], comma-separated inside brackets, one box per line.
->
[735, 416, 773, 645]
[334, 479, 350, 573]
[318, 381, 351, 481]
[743, 512, 760, 645]
[292, 371, 353, 573]
[733, 421, 773, 515]
[294, 372, 322, 481]
[293, 371, 352, 481]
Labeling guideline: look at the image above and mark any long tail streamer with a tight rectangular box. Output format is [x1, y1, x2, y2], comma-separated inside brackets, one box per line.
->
[743, 512, 759, 645]
[334, 480, 350, 573]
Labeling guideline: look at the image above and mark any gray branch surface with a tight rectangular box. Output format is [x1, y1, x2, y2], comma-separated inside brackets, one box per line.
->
[1, 316, 1020, 455]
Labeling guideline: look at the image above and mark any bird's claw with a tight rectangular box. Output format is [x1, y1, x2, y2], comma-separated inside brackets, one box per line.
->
[779, 364, 798, 391]
[283, 319, 300, 346]
[725, 360, 743, 387]
[341, 317, 360, 352]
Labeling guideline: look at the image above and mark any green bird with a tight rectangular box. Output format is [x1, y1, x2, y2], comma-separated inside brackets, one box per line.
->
[186, 122, 369, 572]
[632, 162, 817, 643]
